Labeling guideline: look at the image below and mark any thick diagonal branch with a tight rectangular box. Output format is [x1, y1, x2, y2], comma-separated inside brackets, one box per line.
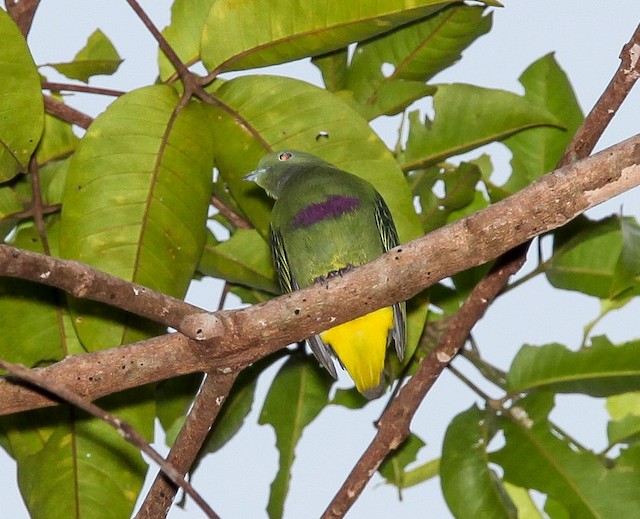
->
[1, 133, 639, 416]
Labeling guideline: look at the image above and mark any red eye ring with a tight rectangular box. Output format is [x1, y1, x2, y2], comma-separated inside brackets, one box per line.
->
[278, 152, 292, 161]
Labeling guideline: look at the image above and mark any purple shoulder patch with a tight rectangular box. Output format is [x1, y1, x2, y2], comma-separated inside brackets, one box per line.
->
[293, 195, 361, 227]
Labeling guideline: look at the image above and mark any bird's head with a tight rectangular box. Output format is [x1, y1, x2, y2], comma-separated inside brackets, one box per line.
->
[243, 150, 330, 199]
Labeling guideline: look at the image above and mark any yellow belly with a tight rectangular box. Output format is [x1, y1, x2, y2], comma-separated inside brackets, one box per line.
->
[320, 306, 393, 395]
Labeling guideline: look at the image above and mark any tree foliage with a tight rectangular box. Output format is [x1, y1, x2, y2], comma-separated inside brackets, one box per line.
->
[0, 1, 639, 518]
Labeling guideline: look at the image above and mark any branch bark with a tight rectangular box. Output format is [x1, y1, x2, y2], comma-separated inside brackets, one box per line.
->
[1, 133, 639, 416]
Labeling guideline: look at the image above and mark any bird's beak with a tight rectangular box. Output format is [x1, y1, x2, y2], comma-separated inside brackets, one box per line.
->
[242, 168, 264, 182]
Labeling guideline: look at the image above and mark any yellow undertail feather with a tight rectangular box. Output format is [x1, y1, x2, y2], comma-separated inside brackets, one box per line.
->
[320, 307, 394, 395]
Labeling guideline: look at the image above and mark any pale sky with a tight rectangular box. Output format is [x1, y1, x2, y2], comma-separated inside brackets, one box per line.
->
[2, 1, 640, 518]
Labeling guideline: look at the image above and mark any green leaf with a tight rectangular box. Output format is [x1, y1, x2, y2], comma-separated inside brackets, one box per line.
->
[49, 29, 122, 83]
[1, 406, 148, 519]
[396, 457, 440, 489]
[401, 83, 562, 170]
[0, 8, 44, 181]
[547, 216, 640, 299]
[379, 433, 426, 492]
[331, 387, 369, 409]
[610, 216, 640, 298]
[0, 219, 152, 519]
[312, 48, 349, 92]
[198, 228, 279, 294]
[410, 161, 483, 232]
[60, 85, 214, 350]
[343, 4, 491, 119]
[502, 53, 583, 193]
[492, 392, 640, 519]
[201, 0, 500, 74]
[258, 356, 333, 519]
[158, 0, 217, 80]
[0, 220, 66, 365]
[606, 392, 640, 446]
[441, 405, 516, 519]
[507, 337, 640, 397]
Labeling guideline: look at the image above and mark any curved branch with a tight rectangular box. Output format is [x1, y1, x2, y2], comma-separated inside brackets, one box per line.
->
[1, 133, 639, 416]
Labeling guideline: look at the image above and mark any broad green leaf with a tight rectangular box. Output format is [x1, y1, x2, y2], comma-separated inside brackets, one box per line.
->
[198, 228, 279, 294]
[401, 84, 561, 170]
[2, 406, 148, 519]
[0, 8, 44, 181]
[0, 220, 66, 365]
[343, 4, 492, 119]
[547, 216, 640, 299]
[158, 0, 217, 80]
[49, 29, 122, 83]
[0, 220, 151, 519]
[379, 433, 426, 492]
[258, 356, 333, 519]
[503, 482, 545, 519]
[502, 53, 583, 193]
[60, 85, 214, 350]
[201, 0, 498, 74]
[35, 96, 80, 165]
[441, 405, 516, 519]
[492, 393, 640, 519]
[507, 337, 640, 397]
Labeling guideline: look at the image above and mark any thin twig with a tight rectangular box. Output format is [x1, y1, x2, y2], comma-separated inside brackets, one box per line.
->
[0, 358, 220, 519]
[28, 157, 50, 254]
[125, 0, 190, 80]
[42, 81, 125, 97]
[43, 95, 93, 129]
[211, 193, 253, 230]
[1, 203, 61, 223]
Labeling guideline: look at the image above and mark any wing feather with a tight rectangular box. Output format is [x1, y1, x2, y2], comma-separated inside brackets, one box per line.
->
[270, 225, 338, 378]
[374, 194, 406, 361]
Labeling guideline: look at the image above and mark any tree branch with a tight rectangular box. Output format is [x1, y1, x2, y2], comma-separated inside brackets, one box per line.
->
[1, 133, 639, 416]
[134, 370, 238, 519]
[43, 94, 93, 129]
[5, 0, 41, 37]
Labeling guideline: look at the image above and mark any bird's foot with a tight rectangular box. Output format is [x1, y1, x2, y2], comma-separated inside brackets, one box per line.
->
[314, 264, 355, 284]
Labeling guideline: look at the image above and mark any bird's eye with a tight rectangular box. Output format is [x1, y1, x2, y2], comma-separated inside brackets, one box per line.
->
[278, 152, 293, 161]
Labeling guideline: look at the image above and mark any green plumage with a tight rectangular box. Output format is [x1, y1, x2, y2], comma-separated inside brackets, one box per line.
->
[245, 150, 405, 397]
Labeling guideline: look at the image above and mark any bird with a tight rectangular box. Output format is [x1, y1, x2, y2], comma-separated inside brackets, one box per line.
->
[244, 150, 405, 399]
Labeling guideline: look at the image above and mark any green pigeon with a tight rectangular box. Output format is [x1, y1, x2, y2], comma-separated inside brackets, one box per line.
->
[245, 150, 405, 399]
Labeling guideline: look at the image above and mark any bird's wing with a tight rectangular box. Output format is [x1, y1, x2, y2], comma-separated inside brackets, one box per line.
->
[270, 225, 338, 379]
[374, 193, 406, 361]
